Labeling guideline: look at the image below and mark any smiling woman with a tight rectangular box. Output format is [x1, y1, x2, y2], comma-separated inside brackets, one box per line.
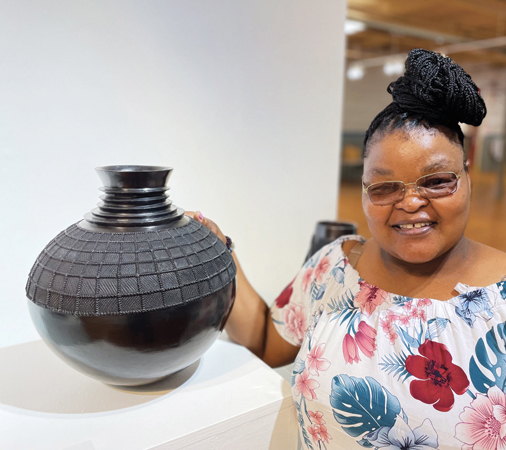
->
[192, 49, 506, 449]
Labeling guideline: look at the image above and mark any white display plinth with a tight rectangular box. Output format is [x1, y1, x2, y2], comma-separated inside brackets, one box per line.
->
[0, 336, 297, 450]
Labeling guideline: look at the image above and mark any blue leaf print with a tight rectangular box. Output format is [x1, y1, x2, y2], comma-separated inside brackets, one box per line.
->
[499, 281, 506, 300]
[470, 321, 506, 393]
[396, 324, 422, 350]
[291, 357, 306, 387]
[425, 317, 451, 340]
[310, 282, 326, 302]
[327, 290, 361, 335]
[330, 375, 401, 439]
[379, 351, 412, 382]
[356, 438, 373, 447]
[331, 264, 345, 284]
[303, 254, 318, 269]
[392, 295, 413, 307]
[294, 400, 314, 450]
[455, 289, 493, 327]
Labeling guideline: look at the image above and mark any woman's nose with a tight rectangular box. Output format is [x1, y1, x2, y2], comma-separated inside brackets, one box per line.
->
[394, 184, 429, 210]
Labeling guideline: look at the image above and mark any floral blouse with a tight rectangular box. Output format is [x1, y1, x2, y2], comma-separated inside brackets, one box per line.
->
[271, 235, 506, 450]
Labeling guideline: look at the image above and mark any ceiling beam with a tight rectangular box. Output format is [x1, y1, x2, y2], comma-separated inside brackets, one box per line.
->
[347, 9, 469, 44]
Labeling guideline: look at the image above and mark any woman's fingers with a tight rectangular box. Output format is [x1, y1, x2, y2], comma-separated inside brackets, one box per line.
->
[184, 211, 226, 244]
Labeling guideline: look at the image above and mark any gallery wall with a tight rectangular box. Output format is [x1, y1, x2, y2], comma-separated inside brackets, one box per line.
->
[0, 0, 346, 346]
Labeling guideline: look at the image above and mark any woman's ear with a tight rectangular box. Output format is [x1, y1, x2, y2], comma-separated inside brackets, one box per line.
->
[465, 160, 472, 191]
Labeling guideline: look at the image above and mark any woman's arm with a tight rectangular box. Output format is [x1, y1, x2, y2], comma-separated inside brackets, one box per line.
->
[185, 212, 299, 367]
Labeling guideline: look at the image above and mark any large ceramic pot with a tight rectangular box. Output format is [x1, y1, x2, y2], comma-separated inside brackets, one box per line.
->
[26, 165, 236, 386]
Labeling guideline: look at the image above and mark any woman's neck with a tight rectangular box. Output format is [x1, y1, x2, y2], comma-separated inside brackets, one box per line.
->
[378, 236, 471, 279]
[358, 236, 477, 299]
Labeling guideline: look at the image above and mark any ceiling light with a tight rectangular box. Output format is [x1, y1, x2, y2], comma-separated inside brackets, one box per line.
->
[347, 65, 364, 80]
[383, 60, 404, 76]
[345, 20, 366, 35]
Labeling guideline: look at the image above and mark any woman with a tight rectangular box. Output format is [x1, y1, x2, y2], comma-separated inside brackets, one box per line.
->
[189, 49, 506, 449]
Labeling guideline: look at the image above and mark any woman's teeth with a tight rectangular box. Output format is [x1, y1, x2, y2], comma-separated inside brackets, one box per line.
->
[397, 222, 432, 229]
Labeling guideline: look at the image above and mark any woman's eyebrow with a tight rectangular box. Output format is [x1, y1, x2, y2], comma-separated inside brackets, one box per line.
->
[368, 167, 395, 176]
[421, 161, 450, 174]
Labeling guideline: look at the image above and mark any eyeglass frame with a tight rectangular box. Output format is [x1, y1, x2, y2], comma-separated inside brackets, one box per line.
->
[362, 170, 464, 205]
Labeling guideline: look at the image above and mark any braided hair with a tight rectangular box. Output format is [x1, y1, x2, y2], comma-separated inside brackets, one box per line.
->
[363, 49, 487, 157]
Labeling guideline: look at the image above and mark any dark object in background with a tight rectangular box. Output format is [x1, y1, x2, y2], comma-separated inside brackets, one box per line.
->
[26, 166, 236, 386]
[304, 221, 357, 262]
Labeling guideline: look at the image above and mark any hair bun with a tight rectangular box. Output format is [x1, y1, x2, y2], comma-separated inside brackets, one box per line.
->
[388, 49, 486, 127]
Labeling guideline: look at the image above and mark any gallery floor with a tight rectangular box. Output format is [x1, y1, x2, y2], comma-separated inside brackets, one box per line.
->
[338, 168, 506, 252]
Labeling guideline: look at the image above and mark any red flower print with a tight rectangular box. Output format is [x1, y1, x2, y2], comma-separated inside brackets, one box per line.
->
[354, 281, 388, 317]
[455, 386, 506, 449]
[282, 304, 307, 344]
[307, 343, 331, 376]
[406, 340, 469, 412]
[294, 369, 319, 400]
[343, 333, 360, 364]
[308, 410, 325, 425]
[274, 279, 294, 308]
[355, 321, 377, 358]
[314, 256, 330, 282]
[302, 268, 314, 292]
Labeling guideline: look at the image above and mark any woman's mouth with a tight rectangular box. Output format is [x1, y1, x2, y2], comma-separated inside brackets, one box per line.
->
[392, 222, 436, 234]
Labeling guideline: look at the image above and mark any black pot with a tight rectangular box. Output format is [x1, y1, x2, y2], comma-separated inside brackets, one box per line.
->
[26, 166, 236, 386]
[304, 221, 357, 262]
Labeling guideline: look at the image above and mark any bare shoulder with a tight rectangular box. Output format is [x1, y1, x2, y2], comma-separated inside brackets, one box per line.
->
[342, 238, 365, 257]
[469, 240, 506, 283]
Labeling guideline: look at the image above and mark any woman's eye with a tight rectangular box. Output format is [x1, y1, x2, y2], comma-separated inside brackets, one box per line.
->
[422, 177, 452, 189]
[369, 183, 399, 195]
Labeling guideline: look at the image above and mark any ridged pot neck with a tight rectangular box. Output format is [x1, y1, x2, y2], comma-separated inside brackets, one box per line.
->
[84, 165, 185, 228]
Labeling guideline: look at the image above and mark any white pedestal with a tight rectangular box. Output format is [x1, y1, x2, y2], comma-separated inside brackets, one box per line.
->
[0, 337, 297, 450]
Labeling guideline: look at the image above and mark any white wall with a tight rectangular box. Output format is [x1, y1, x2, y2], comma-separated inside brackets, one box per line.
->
[0, 0, 346, 346]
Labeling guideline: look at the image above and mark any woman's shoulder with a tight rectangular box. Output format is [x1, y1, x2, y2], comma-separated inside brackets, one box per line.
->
[468, 240, 506, 285]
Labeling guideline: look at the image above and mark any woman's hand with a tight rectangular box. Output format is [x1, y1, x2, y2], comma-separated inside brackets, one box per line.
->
[184, 211, 227, 244]
[184, 210, 299, 367]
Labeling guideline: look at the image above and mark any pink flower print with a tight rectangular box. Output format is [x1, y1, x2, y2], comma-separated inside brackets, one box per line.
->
[398, 314, 411, 326]
[455, 386, 506, 449]
[354, 281, 389, 317]
[416, 309, 427, 322]
[302, 268, 314, 292]
[403, 300, 414, 311]
[308, 410, 325, 425]
[294, 369, 319, 400]
[319, 424, 332, 444]
[380, 317, 392, 333]
[343, 333, 361, 364]
[307, 424, 321, 442]
[355, 321, 377, 358]
[314, 256, 330, 282]
[307, 343, 331, 376]
[387, 327, 398, 345]
[282, 304, 307, 344]
[385, 310, 400, 322]
[418, 298, 432, 307]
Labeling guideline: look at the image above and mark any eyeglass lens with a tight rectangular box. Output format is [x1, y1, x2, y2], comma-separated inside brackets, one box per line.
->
[367, 172, 459, 205]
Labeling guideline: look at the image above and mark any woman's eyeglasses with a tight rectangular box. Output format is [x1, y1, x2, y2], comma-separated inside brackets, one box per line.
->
[362, 171, 462, 206]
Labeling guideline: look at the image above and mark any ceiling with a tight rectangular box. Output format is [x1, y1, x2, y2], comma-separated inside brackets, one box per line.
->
[347, 0, 506, 68]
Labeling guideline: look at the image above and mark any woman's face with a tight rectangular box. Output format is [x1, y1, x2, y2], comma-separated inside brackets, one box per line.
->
[362, 127, 471, 264]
